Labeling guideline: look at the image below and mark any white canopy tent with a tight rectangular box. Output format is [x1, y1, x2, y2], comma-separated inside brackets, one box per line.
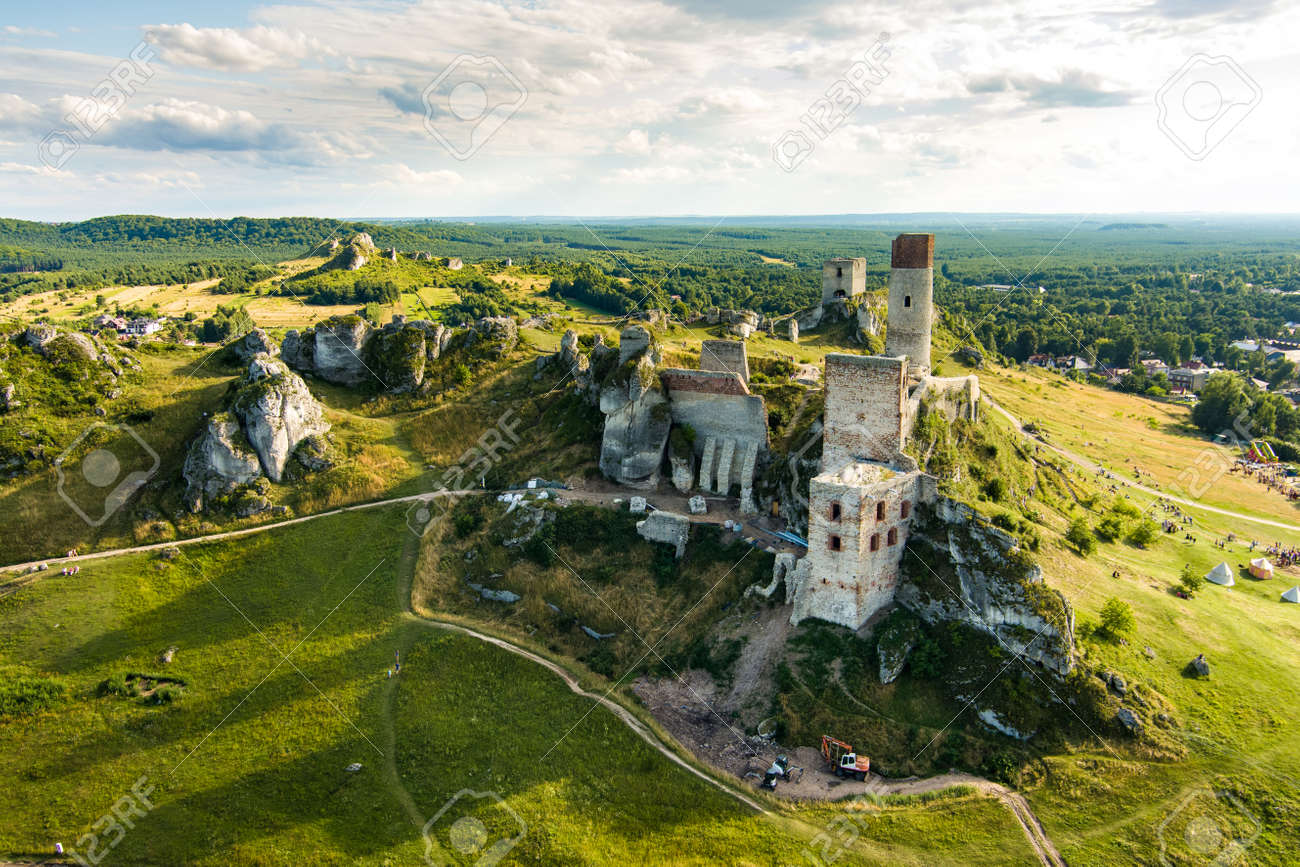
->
[1205, 562, 1235, 587]
[1282, 586, 1299, 604]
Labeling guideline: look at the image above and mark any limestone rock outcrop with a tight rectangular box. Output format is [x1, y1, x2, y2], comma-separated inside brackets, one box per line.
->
[182, 413, 263, 511]
[598, 353, 672, 489]
[231, 328, 280, 361]
[233, 356, 332, 482]
[311, 316, 372, 386]
[897, 499, 1075, 676]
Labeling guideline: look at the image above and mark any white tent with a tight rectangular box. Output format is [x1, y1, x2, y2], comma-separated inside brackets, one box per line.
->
[1282, 586, 1300, 604]
[1205, 562, 1235, 587]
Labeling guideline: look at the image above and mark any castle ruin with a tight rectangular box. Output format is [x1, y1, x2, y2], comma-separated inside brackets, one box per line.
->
[785, 233, 980, 631]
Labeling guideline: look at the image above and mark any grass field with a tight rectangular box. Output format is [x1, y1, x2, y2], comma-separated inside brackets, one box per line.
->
[0, 505, 1039, 865]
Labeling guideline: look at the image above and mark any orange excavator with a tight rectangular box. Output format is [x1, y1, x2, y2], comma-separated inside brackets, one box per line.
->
[821, 734, 870, 781]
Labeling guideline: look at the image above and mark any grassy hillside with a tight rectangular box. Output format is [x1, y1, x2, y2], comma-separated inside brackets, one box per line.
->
[0, 505, 1040, 865]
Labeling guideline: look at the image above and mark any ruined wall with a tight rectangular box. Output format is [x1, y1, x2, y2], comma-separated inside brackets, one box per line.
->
[699, 339, 750, 385]
[884, 234, 934, 375]
[663, 372, 767, 511]
[907, 375, 980, 430]
[821, 353, 906, 468]
[789, 464, 928, 629]
[822, 257, 867, 304]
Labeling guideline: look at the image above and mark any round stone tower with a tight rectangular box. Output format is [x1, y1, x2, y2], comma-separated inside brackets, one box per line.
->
[883, 233, 934, 377]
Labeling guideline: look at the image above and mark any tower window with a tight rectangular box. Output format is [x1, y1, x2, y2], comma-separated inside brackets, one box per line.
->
[829, 535, 842, 552]
[901, 501, 911, 519]
[904, 295, 912, 308]
[836, 267, 843, 278]
[869, 534, 880, 552]
[830, 501, 842, 522]
[876, 502, 885, 521]
[887, 528, 898, 546]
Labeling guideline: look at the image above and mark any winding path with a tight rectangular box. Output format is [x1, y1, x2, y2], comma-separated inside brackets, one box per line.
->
[4, 488, 1064, 863]
[988, 397, 1300, 533]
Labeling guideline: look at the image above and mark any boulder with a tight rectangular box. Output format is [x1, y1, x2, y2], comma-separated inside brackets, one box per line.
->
[688, 495, 707, 515]
[182, 413, 263, 511]
[23, 323, 57, 351]
[312, 316, 372, 386]
[1116, 707, 1143, 735]
[294, 433, 333, 471]
[629, 496, 648, 513]
[557, 329, 581, 371]
[896, 498, 1075, 676]
[470, 317, 518, 356]
[232, 357, 331, 482]
[599, 355, 671, 488]
[876, 614, 922, 685]
[1, 383, 15, 412]
[1189, 654, 1210, 677]
[231, 328, 280, 361]
[786, 318, 799, 342]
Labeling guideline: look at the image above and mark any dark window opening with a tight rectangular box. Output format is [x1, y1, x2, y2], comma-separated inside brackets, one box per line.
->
[901, 501, 911, 519]
[834, 289, 846, 298]
[876, 502, 885, 521]
[829, 535, 842, 552]
[869, 534, 880, 552]
[836, 267, 843, 278]
[904, 295, 912, 308]
[887, 528, 898, 546]
[830, 501, 842, 521]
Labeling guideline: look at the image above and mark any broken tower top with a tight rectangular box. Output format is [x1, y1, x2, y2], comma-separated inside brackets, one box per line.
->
[891, 233, 934, 270]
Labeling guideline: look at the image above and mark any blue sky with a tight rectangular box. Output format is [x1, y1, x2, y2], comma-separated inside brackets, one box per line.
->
[0, 0, 1296, 219]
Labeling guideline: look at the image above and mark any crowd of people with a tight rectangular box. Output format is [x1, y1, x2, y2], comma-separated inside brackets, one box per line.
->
[1234, 460, 1300, 501]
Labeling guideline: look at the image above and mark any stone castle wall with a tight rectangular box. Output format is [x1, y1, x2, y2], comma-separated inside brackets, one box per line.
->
[822, 257, 866, 304]
[884, 233, 935, 374]
[790, 465, 938, 629]
[699, 339, 750, 385]
[821, 353, 906, 469]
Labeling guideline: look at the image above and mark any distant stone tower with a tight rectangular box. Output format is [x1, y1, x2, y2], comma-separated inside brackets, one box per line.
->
[821, 257, 866, 304]
[883, 233, 934, 376]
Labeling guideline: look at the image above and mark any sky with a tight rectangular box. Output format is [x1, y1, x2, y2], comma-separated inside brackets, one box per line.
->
[0, 0, 1296, 220]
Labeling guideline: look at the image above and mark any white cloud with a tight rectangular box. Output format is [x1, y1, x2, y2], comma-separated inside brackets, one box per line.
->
[143, 23, 332, 71]
[0, 0, 1296, 215]
[2, 25, 57, 38]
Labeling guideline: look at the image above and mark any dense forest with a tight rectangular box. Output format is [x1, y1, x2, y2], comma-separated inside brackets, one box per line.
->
[6, 212, 1300, 376]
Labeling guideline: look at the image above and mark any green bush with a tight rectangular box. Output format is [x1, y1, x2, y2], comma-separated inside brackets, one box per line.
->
[1126, 519, 1159, 548]
[1179, 563, 1205, 597]
[1098, 597, 1136, 640]
[1066, 517, 1096, 555]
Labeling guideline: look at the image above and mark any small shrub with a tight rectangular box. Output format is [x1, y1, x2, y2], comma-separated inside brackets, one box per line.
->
[1178, 564, 1205, 597]
[1066, 517, 1096, 556]
[910, 638, 946, 679]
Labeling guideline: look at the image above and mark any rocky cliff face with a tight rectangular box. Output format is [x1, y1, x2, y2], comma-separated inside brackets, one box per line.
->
[233, 356, 331, 482]
[231, 328, 279, 361]
[312, 316, 372, 386]
[182, 413, 263, 511]
[598, 337, 671, 488]
[897, 498, 1075, 676]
